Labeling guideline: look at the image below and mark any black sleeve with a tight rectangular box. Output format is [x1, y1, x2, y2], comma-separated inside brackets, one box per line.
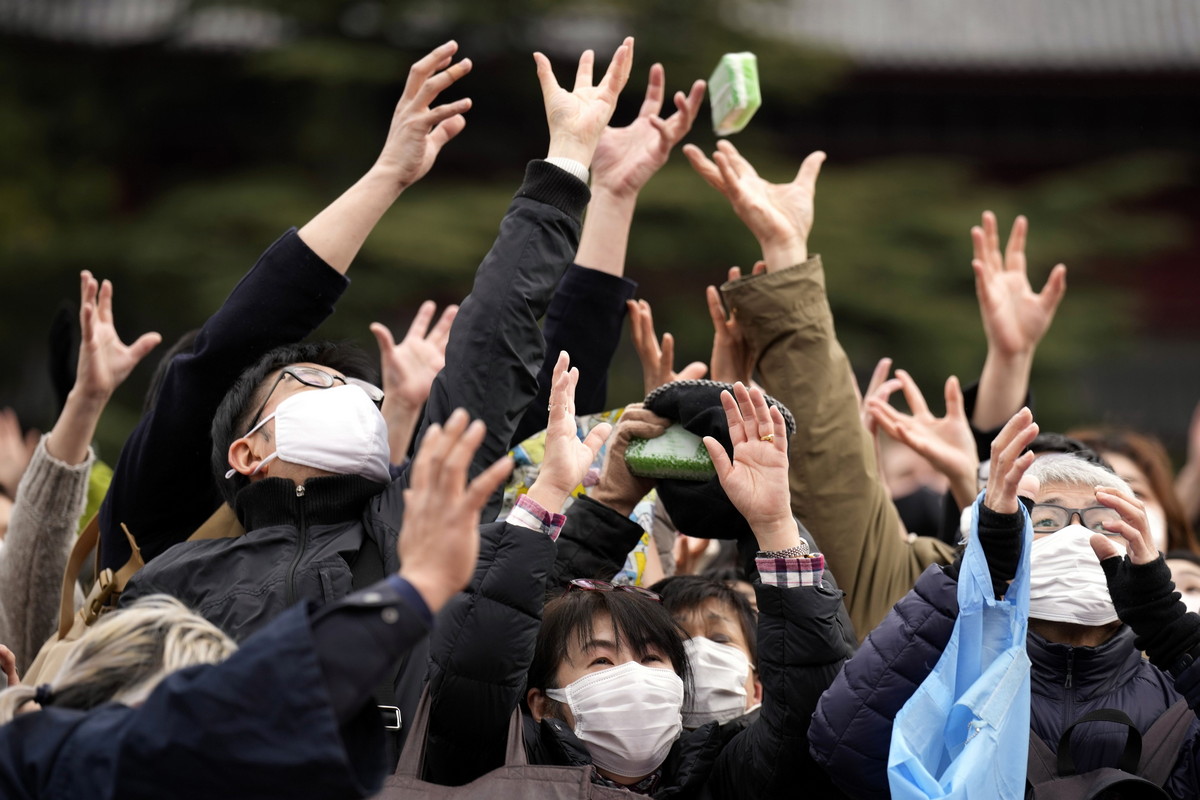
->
[551, 495, 645, 588]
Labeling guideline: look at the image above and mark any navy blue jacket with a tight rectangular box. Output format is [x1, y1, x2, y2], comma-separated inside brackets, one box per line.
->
[0, 578, 430, 799]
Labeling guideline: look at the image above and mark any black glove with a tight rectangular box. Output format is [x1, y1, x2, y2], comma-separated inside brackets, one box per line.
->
[1100, 554, 1200, 676]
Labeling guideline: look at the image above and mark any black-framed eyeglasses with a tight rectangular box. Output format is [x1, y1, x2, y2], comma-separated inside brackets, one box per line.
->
[569, 578, 661, 602]
[1029, 503, 1122, 535]
[247, 365, 385, 431]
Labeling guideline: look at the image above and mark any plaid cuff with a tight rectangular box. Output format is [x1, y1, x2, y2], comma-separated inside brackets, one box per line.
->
[508, 494, 567, 541]
[756, 553, 825, 588]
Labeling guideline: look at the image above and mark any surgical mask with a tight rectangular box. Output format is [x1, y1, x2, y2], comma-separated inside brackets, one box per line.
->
[1028, 524, 1124, 626]
[1145, 503, 1168, 552]
[226, 385, 391, 484]
[545, 660, 684, 778]
[682, 636, 751, 728]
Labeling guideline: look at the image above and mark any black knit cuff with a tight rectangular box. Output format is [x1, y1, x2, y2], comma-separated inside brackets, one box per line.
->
[1100, 554, 1200, 672]
[515, 161, 591, 223]
[977, 504, 1023, 600]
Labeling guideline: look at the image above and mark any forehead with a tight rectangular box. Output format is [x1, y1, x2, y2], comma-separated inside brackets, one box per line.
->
[1101, 452, 1149, 488]
[1035, 483, 1098, 507]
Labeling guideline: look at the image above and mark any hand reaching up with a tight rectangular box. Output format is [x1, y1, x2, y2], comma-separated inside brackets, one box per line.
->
[684, 140, 826, 271]
[706, 263, 763, 386]
[76, 271, 162, 404]
[526, 352, 613, 514]
[982, 408, 1039, 516]
[398, 408, 512, 613]
[591, 403, 671, 517]
[591, 63, 705, 198]
[535, 37, 635, 167]
[703, 382, 798, 551]
[627, 298, 707, 396]
[374, 40, 474, 193]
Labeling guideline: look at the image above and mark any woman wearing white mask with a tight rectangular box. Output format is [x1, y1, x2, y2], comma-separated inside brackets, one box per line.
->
[812, 408, 1200, 799]
[422, 382, 854, 797]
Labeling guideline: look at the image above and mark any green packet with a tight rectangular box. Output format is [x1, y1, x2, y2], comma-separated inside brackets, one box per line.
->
[625, 424, 716, 481]
[709, 52, 761, 136]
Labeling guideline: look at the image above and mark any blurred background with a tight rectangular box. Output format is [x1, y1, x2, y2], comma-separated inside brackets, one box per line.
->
[1, 0, 1198, 465]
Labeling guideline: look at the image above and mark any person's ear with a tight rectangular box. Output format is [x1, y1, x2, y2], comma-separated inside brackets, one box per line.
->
[751, 670, 764, 707]
[227, 436, 267, 478]
[526, 688, 550, 722]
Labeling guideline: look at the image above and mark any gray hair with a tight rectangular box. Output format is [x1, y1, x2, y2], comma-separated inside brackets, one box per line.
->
[0, 595, 236, 723]
[1026, 453, 1133, 498]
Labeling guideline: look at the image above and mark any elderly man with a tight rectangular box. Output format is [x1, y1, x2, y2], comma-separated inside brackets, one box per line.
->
[810, 409, 1200, 798]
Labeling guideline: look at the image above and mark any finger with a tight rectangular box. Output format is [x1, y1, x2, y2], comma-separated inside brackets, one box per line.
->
[416, 57, 473, 107]
[428, 304, 459, 349]
[703, 434, 734, 482]
[406, 300, 438, 340]
[97, 278, 114, 326]
[617, 418, 672, 440]
[659, 331, 676, 379]
[404, 40, 460, 97]
[547, 351, 571, 411]
[944, 375, 966, 421]
[747, 384, 773, 440]
[727, 266, 742, 283]
[752, 261, 767, 276]
[982, 210, 1000, 263]
[442, 418, 487, 488]
[715, 139, 751, 180]
[706, 285, 728, 329]
[894, 369, 931, 418]
[638, 62, 665, 118]
[676, 361, 708, 382]
[409, 423, 443, 493]
[866, 398, 906, 441]
[573, 49, 595, 91]
[465, 454, 515, 511]
[865, 357, 893, 399]
[80, 292, 96, 348]
[620, 404, 672, 428]
[427, 109, 470, 151]
[659, 80, 706, 142]
[582, 421, 614, 460]
[769, 404, 788, 449]
[598, 36, 634, 97]
[1004, 214, 1027, 271]
[795, 150, 826, 194]
[566, 366, 580, 416]
[128, 332, 163, 365]
[1037, 264, 1068, 315]
[1090, 533, 1125, 563]
[719, 389, 747, 446]
[970, 227, 989, 269]
[369, 322, 397, 357]
[971, 258, 993, 308]
[989, 407, 1037, 463]
[732, 381, 760, 441]
[682, 144, 725, 191]
[1095, 487, 1151, 541]
[712, 151, 744, 201]
[533, 52, 560, 103]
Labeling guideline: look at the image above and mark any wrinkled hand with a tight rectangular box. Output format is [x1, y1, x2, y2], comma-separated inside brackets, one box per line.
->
[982, 407, 1039, 515]
[867, 370, 978, 509]
[75, 270, 161, 403]
[853, 357, 899, 436]
[374, 40, 473, 193]
[972, 211, 1067, 359]
[627, 298, 707, 396]
[398, 408, 512, 613]
[592, 403, 671, 517]
[527, 352, 612, 513]
[371, 301, 458, 413]
[703, 382, 796, 549]
[0, 645, 18, 687]
[706, 264, 762, 385]
[684, 141, 825, 270]
[0, 409, 37, 497]
[1091, 486, 1156, 564]
[590, 63, 705, 198]
[535, 37, 635, 167]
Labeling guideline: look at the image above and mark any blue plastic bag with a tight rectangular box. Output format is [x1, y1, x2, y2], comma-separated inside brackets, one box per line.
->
[887, 496, 1033, 799]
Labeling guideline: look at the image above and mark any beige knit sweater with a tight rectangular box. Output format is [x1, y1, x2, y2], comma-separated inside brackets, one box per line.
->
[0, 436, 92, 674]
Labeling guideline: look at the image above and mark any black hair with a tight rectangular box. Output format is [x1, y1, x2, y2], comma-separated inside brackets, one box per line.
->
[650, 575, 758, 666]
[142, 328, 201, 413]
[210, 341, 378, 505]
[528, 590, 691, 712]
[1025, 432, 1108, 467]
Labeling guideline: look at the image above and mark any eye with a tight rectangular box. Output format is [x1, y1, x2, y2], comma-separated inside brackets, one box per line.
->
[642, 653, 665, 665]
[709, 634, 732, 645]
[589, 657, 613, 667]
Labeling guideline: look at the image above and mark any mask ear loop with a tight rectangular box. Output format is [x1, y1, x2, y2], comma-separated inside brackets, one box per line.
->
[224, 414, 277, 479]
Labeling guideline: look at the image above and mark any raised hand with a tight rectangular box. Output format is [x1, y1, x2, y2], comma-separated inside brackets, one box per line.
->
[982, 407, 1039, 516]
[684, 140, 826, 271]
[1091, 486, 1156, 564]
[703, 382, 797, 550]
[534, 37, 635, 167]
[590, 63, 706, 198]
[706, 264, 761, 385]
[867, 370, 978, 509]
[591, 403, 671, 517]
[76, 270, 162, 404]
[0, 408, 37, 498]
[627, 298, 707, 396]
[398, 408, 512, 613]
[374, 40, 474, 193]
[972, 212, 1068, 361]
[527, 352, 613, 513]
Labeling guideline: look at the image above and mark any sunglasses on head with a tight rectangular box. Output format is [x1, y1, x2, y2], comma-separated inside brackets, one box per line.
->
[568, 578, 661, 602]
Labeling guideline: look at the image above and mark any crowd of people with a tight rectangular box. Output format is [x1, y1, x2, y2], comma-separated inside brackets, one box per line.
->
[1, 34, 1199, 799]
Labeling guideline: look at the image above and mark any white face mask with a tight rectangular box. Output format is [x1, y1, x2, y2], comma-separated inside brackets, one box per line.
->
[226, 384, 391, 485]
[545, 660, 684, 779]
[1029, 524, 1124, 627]
[682, 636, 751, 728]
[1145, 503, 1168, 553]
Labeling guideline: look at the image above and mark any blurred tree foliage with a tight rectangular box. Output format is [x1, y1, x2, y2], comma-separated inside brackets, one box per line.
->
[0, 0, 1191, 461]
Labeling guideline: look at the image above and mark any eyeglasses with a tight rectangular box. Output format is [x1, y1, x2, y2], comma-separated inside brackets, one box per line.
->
[1029, 503, 1122, 535]
[247, 365, 385, 430]
[569, 578, 661, 602]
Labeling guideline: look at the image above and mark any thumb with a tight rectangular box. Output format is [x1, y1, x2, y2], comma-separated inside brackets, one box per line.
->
[128, 332, 163, 365]
[369, 322, 397, 355]
[703, 435, 732, 482]
[677, 361, 709, 381]
[582, 422, 613, 460]
[1091, 532, 1125, 564]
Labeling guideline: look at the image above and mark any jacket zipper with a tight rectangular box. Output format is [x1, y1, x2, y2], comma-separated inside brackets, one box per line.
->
[285, 483, 307, 606]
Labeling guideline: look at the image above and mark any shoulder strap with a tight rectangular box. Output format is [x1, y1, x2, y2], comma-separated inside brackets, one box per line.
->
[58, 513, 99, 637]
[1027, 729, 1061, 786]
[1136, 699, 1195, 785]
[1056, 709, 1142, 776]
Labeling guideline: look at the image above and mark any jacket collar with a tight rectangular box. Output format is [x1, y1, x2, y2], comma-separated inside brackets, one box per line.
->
[1028, 626, 1144, 699]
[235, 475, 385, 531]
